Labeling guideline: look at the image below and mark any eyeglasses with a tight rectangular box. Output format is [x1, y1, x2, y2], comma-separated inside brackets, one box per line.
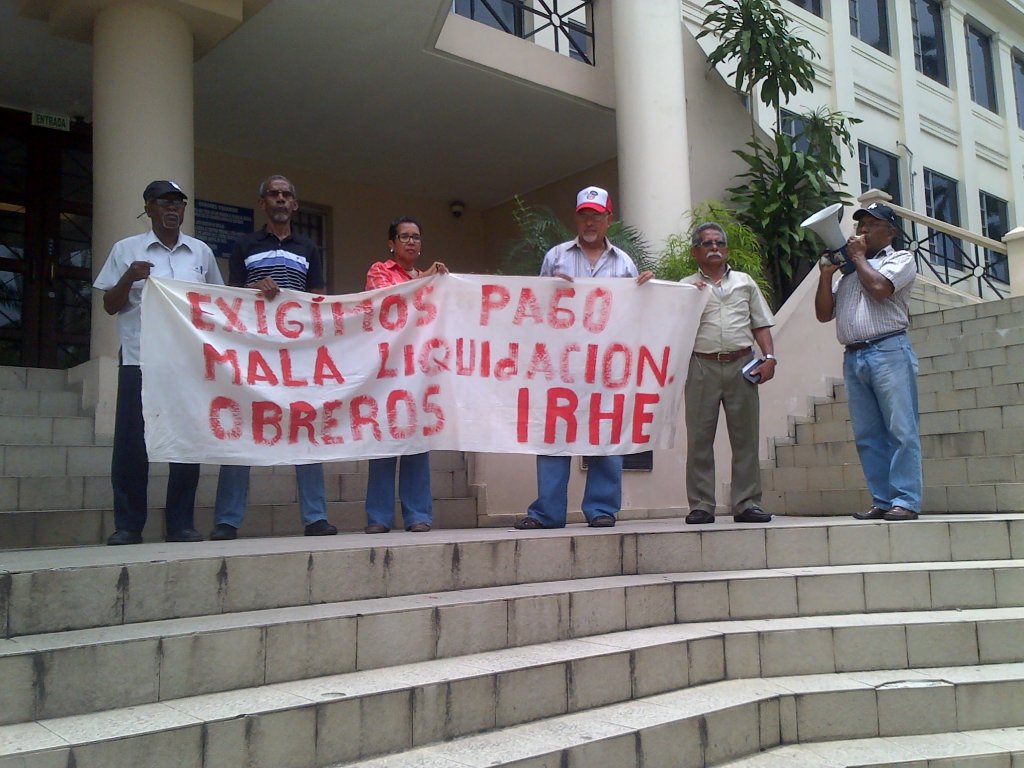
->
[699, 240, 728, 248]
[576, 212, 609, 223]
[263, 189, 295, 199]
[396, 233, 422, 243]
[152, 198, 186, 208]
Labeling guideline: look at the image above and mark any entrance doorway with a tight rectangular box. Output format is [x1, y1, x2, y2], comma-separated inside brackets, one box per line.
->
[0, 107, 93, 369]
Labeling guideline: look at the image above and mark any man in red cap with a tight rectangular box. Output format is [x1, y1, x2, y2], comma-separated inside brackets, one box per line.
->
[515, 185, 653, 530]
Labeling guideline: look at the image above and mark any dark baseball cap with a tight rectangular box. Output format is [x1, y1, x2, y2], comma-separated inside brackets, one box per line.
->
[143, 180, 187, 203]
[852, 202, 897, 226]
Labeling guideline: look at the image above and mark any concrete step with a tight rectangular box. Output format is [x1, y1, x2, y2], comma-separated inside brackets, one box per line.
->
[0, 387, 80, 417]
[0, 495, 481, 549]
[327, 663, 1024, 768]
[0, 366, 69, 392]
[766, 484, 1024, 515]
[773, 429, 1024, 467]
[3, 622, 1023, 766]
[720, 728, 1024, 767]
[3, 518, 1021, 637]
[4, 559, 1021, 722]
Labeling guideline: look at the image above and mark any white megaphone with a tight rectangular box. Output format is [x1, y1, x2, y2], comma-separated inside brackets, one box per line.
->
[800, 203, 855, 274]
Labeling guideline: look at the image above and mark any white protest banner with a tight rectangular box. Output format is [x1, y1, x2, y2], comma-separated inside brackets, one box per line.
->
[140, 274, 709, 465]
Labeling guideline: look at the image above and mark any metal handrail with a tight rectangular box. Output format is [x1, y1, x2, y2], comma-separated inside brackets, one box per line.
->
[858, 189, 1008, 299]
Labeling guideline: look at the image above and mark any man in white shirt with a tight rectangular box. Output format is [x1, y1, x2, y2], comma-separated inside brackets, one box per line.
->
[94, 180, 224, 544]
[815, 202, 921, 522]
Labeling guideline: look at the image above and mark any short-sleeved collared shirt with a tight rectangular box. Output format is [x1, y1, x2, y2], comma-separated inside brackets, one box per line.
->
[365, 259, 418, 290]
[94, 230, 224, 365]
[228, 227, 324, 291]
[832, 245, 916, 345]
[539, 238, 639, 279]
[680, 267, 775, 353]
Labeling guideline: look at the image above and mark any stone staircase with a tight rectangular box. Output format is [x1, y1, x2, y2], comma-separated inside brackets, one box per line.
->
[1, 516, 1023, 766]
[0, 366, 479, 549]
[763, 295, 1024, 517]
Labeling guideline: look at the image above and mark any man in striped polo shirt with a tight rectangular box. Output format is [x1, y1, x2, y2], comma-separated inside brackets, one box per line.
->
[815, 202, 922, 522]
[209, 175, 337, 540]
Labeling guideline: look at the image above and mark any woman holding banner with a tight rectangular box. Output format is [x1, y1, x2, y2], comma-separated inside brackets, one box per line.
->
[363, 216, 447, 533]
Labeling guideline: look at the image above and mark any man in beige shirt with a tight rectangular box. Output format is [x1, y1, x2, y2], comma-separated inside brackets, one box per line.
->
[680, 223, 776, 524]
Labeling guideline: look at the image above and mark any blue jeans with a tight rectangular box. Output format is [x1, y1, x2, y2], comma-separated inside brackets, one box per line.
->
[111, 365, 199, 534]
[366, 453, 433, 529]
[526, 454, 623, 527]
[215, 463, 327, 528]
[843, 333, 923, 512]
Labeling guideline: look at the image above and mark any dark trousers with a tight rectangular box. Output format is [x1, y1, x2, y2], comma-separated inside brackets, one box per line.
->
[111, 365, 199, 534]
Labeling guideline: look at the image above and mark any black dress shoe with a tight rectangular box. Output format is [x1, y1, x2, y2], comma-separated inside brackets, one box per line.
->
[166, 528, 203, 543]
[884, 506, 919, 521]
[305, 520, 338, 536]
[209, 523, 238, 541]
[685, 509, 715, 524]
[853, 506, 888, 520]
[733, 506, 772, 523]
[589, 515, 616, 528]
[107, 529, 143, 545]
[514, 516, 550, 529]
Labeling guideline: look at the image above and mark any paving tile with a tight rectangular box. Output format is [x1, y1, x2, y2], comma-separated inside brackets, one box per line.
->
[795, 687, 878, 740]
[930, 568, 997, 609]
[906, 622, 980, 667]
[386, 543, 459, 596]
[436, 600, 507, 658]
[702, 529, 767, 571]
[412, 676, 497, 746]
[877, 680, 957, 736]
[636, 532, 701, 574]
[834, 623, 909, 672]
[568, 651, 630, 710]
[624, 582, 675, 630]
[496, 664, 568, 727]
[515, 537, 573, 584]
[265, 616, 357, 683]
[631, 641, 689, 698]
[569, 587, 626, 637]
[956, 681, 1024, 730]
[728, 576, 797, 620]
[760, 627, 835, 677]
[797, 572, 865, 616]
[508, 594, 569, 646]
[766, 526, 829, 568]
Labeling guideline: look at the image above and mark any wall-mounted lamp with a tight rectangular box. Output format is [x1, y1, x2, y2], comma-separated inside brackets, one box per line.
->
[449, 200, 466, 218]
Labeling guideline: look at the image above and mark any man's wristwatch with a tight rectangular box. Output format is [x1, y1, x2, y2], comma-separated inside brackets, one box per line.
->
[764, 354, 777, 363]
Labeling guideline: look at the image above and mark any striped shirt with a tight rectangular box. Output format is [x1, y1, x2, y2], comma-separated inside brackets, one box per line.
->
[539, 238, 639, 279]
[228, 228, 324, 292]
[832, 245, 916, 346]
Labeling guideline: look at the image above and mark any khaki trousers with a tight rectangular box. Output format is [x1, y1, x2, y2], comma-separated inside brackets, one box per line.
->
[684, 355, 762, 515]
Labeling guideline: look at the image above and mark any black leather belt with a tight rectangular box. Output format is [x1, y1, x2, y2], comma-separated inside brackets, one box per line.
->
[845, 330, 906, 352]
[693, 347, 752, 362]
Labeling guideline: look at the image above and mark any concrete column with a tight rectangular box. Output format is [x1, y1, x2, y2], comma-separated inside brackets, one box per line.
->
[610, 0, 690, 254]
[1003, 227, 1024, 296]
[90, 1, 195, 359]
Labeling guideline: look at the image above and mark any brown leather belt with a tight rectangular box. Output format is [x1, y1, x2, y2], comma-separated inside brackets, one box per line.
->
[693, 347, 752, 362]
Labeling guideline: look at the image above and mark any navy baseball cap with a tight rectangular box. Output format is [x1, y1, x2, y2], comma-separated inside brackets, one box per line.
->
[143, 180, 187, 203]
[852, 202, 897, 226]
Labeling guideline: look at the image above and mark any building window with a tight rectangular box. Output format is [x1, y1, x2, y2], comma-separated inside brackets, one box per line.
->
[453, 0, 521, 34]
[912, 0, 948, 85]
[965, 23, 998, 112]
[1013, 54, 1024, 128]
[924, 169, 962, 270]
[858, 143, 902, 204]
[786, 0, 822, 16]
[980, 191, 1010, 283]
[850, 0, 890, 55]
[778, 109, 811, 153]
[452, 0, 594, 64]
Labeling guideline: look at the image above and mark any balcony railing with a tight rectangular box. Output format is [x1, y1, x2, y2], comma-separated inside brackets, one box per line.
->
[858, 189, 1009, 300]
[452, 0, 595, 65]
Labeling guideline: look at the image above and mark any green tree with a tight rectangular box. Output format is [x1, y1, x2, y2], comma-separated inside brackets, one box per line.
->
[660, 201, 771, 300]
[699, 0, 860, 304]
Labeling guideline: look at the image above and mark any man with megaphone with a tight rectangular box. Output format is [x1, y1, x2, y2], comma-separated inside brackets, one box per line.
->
[814, 202, 922, 522]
